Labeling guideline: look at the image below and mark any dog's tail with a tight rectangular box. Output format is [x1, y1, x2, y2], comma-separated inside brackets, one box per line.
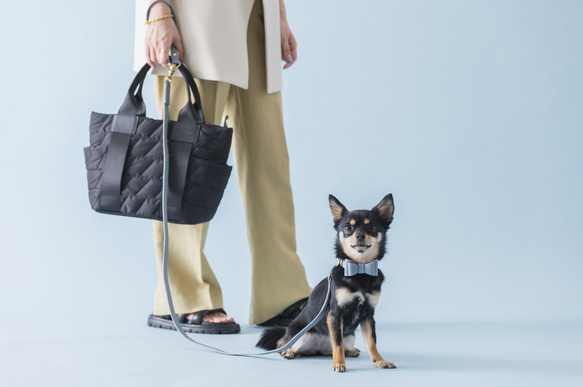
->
[256, 326, 287, 350]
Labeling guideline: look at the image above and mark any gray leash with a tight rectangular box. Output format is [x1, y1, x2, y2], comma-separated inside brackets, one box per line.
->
[160, 51, 330, 356]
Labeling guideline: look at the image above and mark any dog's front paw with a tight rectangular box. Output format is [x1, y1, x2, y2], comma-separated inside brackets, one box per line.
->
[345, 348, 360, 357]
[280, 349, 296, 359]
[374, 360, 396, 369]
[332, 362, 347, 373]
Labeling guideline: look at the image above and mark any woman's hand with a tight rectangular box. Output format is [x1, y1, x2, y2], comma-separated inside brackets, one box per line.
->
[280, 0, 297, 69]
[145, 1, 184, 68]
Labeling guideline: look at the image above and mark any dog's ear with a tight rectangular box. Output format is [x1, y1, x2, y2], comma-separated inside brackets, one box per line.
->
[329, 195, 347, 224]
[374, 194, 394, 226]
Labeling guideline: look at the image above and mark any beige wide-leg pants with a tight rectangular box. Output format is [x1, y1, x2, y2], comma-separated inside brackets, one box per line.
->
[151, 1, 312, 324]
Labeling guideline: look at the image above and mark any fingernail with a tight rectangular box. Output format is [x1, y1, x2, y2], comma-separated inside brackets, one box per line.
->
[287, 56, 293, 63]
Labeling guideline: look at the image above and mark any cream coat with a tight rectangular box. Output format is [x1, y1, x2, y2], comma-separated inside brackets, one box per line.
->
[134, 0, 283, 94]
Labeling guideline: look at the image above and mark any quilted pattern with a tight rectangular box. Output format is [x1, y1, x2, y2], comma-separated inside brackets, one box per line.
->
[84, 111, 232, 224]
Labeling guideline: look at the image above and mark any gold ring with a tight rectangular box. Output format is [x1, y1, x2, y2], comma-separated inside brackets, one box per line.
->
[159, 49, 170, 53]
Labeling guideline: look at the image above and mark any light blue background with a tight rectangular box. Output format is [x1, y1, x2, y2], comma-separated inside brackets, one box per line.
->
[1, 1, 582, 385]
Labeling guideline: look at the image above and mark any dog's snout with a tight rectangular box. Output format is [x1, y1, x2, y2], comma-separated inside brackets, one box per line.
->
[356, 233, 365, 242]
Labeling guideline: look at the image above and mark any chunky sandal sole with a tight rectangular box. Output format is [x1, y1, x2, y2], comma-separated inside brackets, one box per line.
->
[147, 314, 241, 334]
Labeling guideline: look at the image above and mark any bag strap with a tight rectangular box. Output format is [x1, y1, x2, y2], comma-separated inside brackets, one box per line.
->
[159, 50, 332, 356]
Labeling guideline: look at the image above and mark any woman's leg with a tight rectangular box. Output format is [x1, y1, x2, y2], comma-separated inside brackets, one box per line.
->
[225, 0, 312, 325]
[151, 76, 233, 321]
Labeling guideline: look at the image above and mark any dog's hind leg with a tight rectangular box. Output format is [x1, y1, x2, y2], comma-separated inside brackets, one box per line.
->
[276, 337, 298, 359]
[257, 326, 286, 350]
[360, 319, 396, 369]
[327, 314, 346, 372]
[280, 348, 298, 359]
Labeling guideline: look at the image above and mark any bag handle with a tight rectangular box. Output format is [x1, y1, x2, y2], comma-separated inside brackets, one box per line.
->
[168, 43, 203, 123]
[175, 65, 205, 124]
[118, 63, 205, 124]
[118, 64, 149, 117]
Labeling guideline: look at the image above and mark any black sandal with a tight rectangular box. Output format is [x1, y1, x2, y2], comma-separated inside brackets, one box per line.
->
[257, 298, 308, 327]
[148, 308, 241, 334]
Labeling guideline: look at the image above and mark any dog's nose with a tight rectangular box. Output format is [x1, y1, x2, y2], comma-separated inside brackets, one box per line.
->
[356, 233, 365, 242]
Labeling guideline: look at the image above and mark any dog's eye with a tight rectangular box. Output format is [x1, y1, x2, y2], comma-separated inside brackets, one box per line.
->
[344, 224, 354, 233]
[368, 224, 377, 233]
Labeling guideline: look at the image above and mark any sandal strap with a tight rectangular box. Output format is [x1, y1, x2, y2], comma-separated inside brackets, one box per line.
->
[258, 298, 308, 327]
[183, 308, 227, 325]
[157, 308, 229, 324]
[278, 298, 307, 319]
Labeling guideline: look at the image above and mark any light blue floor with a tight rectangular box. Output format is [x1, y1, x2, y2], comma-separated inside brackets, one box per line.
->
[2, 318, 581, 386]
[1, 1, 582, 386]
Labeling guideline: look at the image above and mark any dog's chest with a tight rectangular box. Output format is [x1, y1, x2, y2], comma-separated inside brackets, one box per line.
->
[335, 288, 366, 308]
[334, 287, 379, 328]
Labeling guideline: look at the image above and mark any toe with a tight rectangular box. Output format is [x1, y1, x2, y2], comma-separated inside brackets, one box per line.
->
[202, 312, 235, 323]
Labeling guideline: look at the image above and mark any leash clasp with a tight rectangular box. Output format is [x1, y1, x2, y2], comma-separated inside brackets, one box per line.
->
[165, 62, 181, 84]
[329, 259, 341, 280]
[164, 45, 181, 83]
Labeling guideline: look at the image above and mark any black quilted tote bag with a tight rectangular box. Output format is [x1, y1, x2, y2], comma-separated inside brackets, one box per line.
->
[84, 63, 232, 224]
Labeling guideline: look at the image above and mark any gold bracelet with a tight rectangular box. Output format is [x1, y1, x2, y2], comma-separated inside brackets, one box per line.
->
[145, 14, 174, 25]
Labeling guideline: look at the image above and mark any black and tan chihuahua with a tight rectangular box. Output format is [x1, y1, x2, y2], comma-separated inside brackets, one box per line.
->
[257, 194, 396, 372]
